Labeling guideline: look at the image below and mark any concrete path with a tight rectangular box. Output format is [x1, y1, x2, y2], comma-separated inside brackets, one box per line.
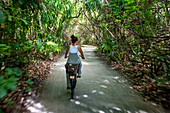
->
[26, 45, 168, 113]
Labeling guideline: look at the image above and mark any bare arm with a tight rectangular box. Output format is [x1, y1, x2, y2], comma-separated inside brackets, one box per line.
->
[65, 46, 70, 58]
[78, 46, 85, 59]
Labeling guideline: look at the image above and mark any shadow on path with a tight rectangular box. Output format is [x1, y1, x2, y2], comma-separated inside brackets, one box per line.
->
[25, 45, 168, 113]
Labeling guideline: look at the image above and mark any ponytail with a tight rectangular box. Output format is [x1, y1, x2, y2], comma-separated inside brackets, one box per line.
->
[71, 35, 78, 44]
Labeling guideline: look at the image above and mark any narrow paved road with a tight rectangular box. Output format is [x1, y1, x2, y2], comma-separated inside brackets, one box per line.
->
[26, 45, 167, 113]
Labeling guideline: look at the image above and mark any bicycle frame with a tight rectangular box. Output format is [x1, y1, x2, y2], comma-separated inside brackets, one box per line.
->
[69, 73, 77, 99]
[65, 64, 79, 99]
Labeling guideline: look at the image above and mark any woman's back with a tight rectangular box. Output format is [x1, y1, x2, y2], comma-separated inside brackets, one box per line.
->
[67, 45, 80, 64]
[69, 45, 80, 56]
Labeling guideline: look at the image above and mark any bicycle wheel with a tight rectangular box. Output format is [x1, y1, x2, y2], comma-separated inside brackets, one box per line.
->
[71, 87, 75, 99]
[70, 79, 75, 99]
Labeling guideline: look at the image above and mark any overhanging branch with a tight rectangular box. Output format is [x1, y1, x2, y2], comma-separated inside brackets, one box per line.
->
[62, 8, 82, 23]
[69, 8, 82, 19]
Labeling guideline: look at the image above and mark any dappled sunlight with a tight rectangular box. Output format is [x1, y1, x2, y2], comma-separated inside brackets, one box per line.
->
[27, 106, 42, 113]
[91, 107, 105, 113]
[75, 101, 81, 105]
[130, 86, 133, 89]
[70, 99, 88, 108]
[109, 109, 113, 113]
[50, 62, 66, 70]
[92, 90, 97, 93]
[103, 79, 110, 84]
[87, 56, 94, 59]
[74, 94, 89, 99]
[85, 52, 93, 55]
[75, 96, 80, 99]
[112, 106, 122, 111]
[151, 102, 158, 106]
[80, 103, 88, 108]
[108, 104, 134, 113]
[91, 107, 98, 112]
[25, 98, 53, 113]
[53, 62, 65, 66]
[98, 110, 105, 113]
[82, 45, 97, 51]
[100, 85, 107, 89]
[32, 46, 167, 113]
[82, 61, 90, 65]
[125, 110, 132, 113]
[49, 70, 52, 74]
[99, 91, 105, 95]
[138, 110, 148, 113]
[118, 80, 127, 83]
[34, 103, 44, 109]
[59, 67, 65, 71]
[113, 76, 119, 80]
[91, 90, 105, 95]
[1, 0, 168, 110]
[70, 99, 75, 102]
[83, 94, 88, 98]
[82, 61, 101, 66]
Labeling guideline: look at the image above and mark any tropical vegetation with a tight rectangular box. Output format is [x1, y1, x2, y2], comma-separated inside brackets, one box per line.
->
[0, 0, 169, 111]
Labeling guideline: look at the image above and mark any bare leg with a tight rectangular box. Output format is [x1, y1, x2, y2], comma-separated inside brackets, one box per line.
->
[77, 62, 82, 77]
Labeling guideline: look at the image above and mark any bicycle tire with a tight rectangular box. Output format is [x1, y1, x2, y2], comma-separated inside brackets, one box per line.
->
[70, 79, 75, 99]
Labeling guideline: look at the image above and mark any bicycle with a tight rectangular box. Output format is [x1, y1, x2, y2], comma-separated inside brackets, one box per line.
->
[65, 63, 79, 99]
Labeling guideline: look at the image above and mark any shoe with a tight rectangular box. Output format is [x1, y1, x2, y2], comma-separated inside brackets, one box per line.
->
[77, 75, 81, 78]
[67, 85, 71, 89]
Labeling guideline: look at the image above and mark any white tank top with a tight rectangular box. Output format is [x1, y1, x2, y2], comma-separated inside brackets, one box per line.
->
[69, 45, 80, 56]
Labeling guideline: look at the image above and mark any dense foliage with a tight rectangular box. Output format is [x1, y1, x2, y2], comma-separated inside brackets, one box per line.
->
[80, 0, 169, 107]
[0, 0, 82, 99]
[82, 0, 169, 80]
[0, 0, 169, 109]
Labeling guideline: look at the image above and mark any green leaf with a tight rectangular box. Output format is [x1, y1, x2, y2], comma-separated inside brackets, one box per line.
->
[159, 56, 164, 61]
[6, 77, 19, 82]
[19, 18, 28, 25]
[115, 19, 121, 22]
[0, 44, 10, 51]
[2, 52, 10, 55]
[0, 76, 3, 81]
[5, 68, 13, 76]
[4, 99, 14, 104]
[25, 87, 31, 92]
[7, 13, 12, 21]
[14, 67, 22, 76]
[0, 108, 4, 113]
[0, 10, 5, 24]
[112, 55, 118, 61]
[167, 74, 170, 80]
[31, 1, 38, 9]
[6, 83, 17, 90]
[132, 55, 134, 59]
[19, 0, 25, 4]
[26, 79, 34, 84]
[0, 87, 7, 98]
[0, 76, 6, 84]
[5, 68, 22, 77]
[0, 44, 6, 47]
[132, 50, 136, 54]
[23, 45, 30, 51]
[24, 57, 29, 63]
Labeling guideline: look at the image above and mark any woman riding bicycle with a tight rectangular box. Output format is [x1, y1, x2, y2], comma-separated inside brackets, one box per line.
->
[65, 35, 85, 89]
